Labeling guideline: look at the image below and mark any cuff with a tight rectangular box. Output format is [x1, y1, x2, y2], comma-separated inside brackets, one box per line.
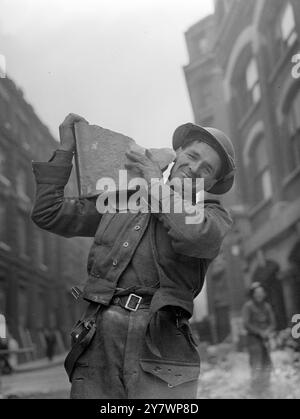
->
[32, 162, 73, 186]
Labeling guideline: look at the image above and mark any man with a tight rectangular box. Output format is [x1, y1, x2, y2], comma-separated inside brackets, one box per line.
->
[44, 327, 57, 362]
[242, 282, 276, 398]
[31, 114, 235, 399]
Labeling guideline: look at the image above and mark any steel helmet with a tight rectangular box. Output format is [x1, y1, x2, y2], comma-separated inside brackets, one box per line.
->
[172, 123, 236, 194]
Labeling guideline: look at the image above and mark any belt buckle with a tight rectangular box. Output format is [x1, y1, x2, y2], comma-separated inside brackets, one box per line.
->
[124, 293, 142, 311]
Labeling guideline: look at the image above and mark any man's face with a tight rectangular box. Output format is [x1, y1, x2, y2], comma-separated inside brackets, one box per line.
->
[253, 287, 266, 303]
[169, 140, 222, 192]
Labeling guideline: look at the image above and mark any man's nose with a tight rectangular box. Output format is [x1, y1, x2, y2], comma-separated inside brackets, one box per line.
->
[190, 161, 203, 176]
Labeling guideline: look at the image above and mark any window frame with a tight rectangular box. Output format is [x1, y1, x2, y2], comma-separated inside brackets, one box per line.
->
[280, 2, 297, 47]
[249, 137, 272, 206]
[245, 59, 261, 106]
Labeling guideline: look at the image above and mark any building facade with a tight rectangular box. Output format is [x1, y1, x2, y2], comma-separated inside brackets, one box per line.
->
[0, 76, 91, 359]
[184, 0, 300, 342]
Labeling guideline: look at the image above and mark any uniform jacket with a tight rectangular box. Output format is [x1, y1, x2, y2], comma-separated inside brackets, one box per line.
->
[31, 159, 232, 386]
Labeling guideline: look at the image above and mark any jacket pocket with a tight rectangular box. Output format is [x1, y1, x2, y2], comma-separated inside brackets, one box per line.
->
[139, 359, 200, 388]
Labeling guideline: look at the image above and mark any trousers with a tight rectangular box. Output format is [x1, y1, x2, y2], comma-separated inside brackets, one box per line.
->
[69, 305, 199, 399]
[247, 335, 272, 397]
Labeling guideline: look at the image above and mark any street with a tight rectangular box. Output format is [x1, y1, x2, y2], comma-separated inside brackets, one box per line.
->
[1, 364, 70, 399]
[198, 350, 300, 399]
[1, 349, 299, 399]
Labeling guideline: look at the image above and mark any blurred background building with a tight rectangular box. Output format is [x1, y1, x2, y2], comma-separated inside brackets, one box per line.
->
[0, 77, 91, 360]
[185, 0, 300, 344]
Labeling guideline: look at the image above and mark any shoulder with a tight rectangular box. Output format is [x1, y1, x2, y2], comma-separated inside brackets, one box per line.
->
[203, 199, 233, 228]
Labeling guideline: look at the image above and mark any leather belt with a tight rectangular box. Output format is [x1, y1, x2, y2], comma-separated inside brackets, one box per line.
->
[111, 293, 152, 311]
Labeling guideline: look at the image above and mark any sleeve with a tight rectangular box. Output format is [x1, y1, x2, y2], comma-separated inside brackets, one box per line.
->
[31, 151, 102, 238]
[147, 179, 233, 259]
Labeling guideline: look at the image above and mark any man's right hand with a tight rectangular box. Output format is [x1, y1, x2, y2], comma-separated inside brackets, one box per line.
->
[58, 113, 88, 152]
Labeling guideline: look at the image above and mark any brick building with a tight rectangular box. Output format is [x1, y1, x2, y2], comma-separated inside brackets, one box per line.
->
[184, 0, 300, 341]
[0, 76, 91, 358]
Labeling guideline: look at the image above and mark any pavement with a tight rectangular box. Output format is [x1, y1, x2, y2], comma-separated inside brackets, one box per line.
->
[197, 350, 300, 399]
[0, 354, 70, 399]
[0, 349, 299, 399]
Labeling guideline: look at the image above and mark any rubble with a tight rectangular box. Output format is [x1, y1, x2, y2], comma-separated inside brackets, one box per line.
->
[197, 347, 300, 399]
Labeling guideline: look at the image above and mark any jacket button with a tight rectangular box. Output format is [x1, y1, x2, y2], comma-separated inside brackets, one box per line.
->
[123, 242, 129, 248]
[134, 225, 141, 231]
[112, 260, 118, 267]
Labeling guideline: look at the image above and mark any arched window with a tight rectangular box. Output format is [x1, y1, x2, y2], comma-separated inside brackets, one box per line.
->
[274, 2, 298, 58]
[246, 59, 261, 105]
[280, 2, 297, 47]
[286, 90, 300, 172]
[249, 137, 272, 205]
[232, 54, 261, 118]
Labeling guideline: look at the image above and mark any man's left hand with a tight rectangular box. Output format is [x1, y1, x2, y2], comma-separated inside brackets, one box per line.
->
[125, 149, 163, 184]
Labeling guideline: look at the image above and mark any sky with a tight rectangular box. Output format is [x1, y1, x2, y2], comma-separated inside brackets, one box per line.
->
[0, 0, 213, 148]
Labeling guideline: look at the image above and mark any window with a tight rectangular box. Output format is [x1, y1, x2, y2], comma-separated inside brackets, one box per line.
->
[287, 90, 300, 172]
[246, 59, 261, 105]
[250, 138, 272, 205]
[0, 143, 10, 186]
[280, 3, 297, 47]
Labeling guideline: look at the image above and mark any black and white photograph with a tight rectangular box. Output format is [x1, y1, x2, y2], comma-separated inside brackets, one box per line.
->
[0, 0, 300, 401]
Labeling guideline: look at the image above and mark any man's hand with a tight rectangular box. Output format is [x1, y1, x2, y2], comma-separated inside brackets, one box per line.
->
[125, 149, 163, 184]
[58, 113, 88, 152]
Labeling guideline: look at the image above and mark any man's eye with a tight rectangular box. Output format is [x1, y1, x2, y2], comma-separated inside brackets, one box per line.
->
[187, 153, 196, 159]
